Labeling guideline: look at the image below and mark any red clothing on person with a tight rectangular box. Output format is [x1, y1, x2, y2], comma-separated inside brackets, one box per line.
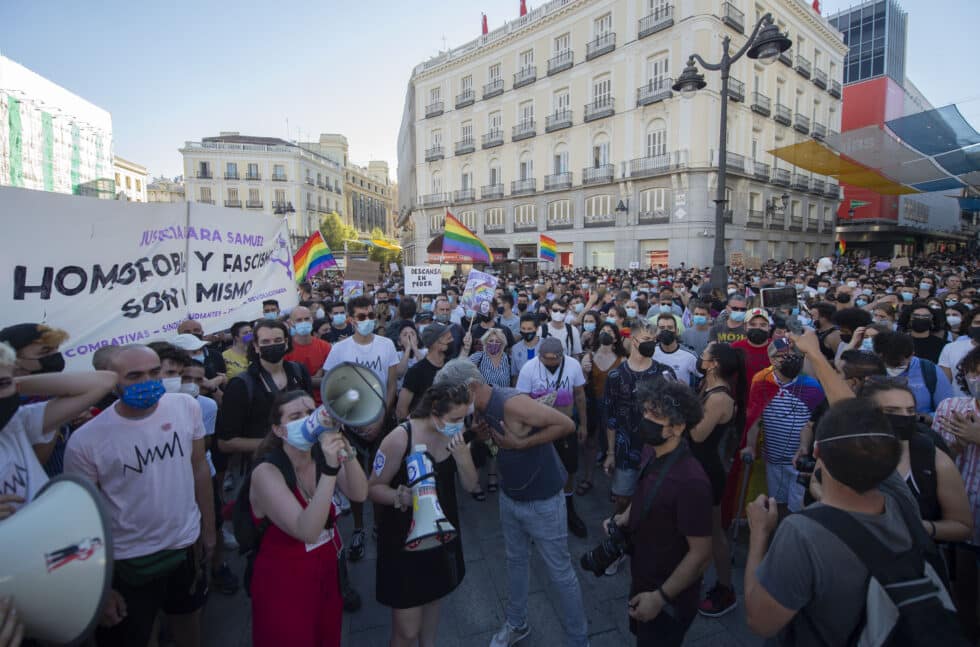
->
[732, 339, 771, 383]
[285, 337, 332, 403]
[251, 488, 342, 647]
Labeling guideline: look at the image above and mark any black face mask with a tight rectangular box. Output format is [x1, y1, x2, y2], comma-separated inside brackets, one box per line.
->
[497, 306, 505, 315]
[0, 393, 20, 430]
[884, 413, 917, 441]
[521, 331, 536, 342]
[259, 343, 288, 364]
[36, 352, 65, 374]
[639, 418, 668, 446]
[658, 330, 676, 346]
[598, 332, 614, 346]
[909, 318, 932, 333]
[637, 340, 658, 357]
[746, 328, 770, 346]
[839, 333, 853, 344]
[777, 354, 804, 379]
[837, 293, 851, 304]
[517, 303, 528, 312]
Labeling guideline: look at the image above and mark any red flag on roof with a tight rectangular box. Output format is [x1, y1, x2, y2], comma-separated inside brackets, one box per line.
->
[520, 0, 527, 16]
[482, 13, 488, 34]
[812, 0, 820, 12]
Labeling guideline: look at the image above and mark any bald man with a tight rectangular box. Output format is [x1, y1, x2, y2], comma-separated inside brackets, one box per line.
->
[284, 306, 332, 403]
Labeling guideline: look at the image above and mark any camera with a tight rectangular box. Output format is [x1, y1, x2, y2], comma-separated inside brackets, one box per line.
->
[795, 455, 816, 487]
[580, 521, 631, 577]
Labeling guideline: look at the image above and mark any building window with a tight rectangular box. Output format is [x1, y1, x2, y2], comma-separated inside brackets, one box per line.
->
[489, 159, 501, 185]
[514, 203, 536, 227]
[489, 111, 502, 131]
[548, 199, 571, 225]
[460, 165, 472, 190]
[553, 145, 569, 174]
[461, 121, 473, 141]
[646, 119, 667, 158]
[592, 135, 610, 167]
[430, 214, 445, 231]
[461, 75, 473, 91]
[519, 48, 534, 70]
[198, 161, 210, 178]
[431, 129, 442, 147]
[489, 63, 501, 80]
[594, 13, 612, 37]
[226, 162, 237, 178]
[639, 188, 667, 213]
[249, 188, 260, 203]
[200, 187, 212, 203]
[519, 152, 533, 180]
[645, 54, 670, 88]
[592, 74, 611, 103]
[274, 189, 285, 205]
[586, 195, 612, 219]
[135, 179, 141, 192]
[554, 32, 570, 54]
[115, 173, 120, 185]
[518, 100, 534, 124]
[458, 210, 476, 230]
[248, 162, 259, 178]
[485, 207, 504, 228]
[553, 88, 570, 112]
[126, 176, 132, 189]
[430, 86, 441, 102]
[273, 164, 285, 180]
[431, 171, 442, 194]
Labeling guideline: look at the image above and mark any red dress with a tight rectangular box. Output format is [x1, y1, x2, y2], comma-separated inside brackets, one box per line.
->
[251, 488, 342, 647]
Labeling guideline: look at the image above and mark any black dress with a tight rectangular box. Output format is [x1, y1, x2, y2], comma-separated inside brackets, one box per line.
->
[375, 421, 465, 608]
[690, 386, 737, 505]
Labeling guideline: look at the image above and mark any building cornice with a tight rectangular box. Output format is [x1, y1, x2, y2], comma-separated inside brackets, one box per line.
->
[781, 0, 847, 55]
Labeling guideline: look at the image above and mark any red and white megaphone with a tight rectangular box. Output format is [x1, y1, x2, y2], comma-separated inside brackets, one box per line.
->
[404, 445, 457, 551]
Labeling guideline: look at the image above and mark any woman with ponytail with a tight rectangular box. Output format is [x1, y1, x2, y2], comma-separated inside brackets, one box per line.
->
[690, 342, 747, 618]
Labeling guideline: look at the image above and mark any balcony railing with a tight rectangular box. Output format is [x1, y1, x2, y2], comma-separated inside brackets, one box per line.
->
[811, 178, 826, 195]
[424, 145, 445, 162]
[420, 193, 449, 207]
[196, 171, 213, 179]
[224, 172, 239, 180]
[789, 216, 804, 232]
[425, 100, 444, 118]
[548, 49, 574, 75]
[637, 78, 673, 106]
[813, 68, 827, 89]
[545, 109, 573, 133]
[806, 220, 819, 233]
[829, 79, 842, 98]
[753, 161, 771, 181]
[722, 1, 745, 33]
[586, 32, 616, 60]
[547, 216, 574, 230]
[245, 173, 261, 181]
[544, 172, 572, 191]
[455, 138, 475, 156]
[513, 218, 538, 232]
[453, 188, 476, 203]
[582, 164, 614, 185]
[747, 210, 765, 228]
[483, 78, 504, 99]
[774, 103, 792, 125]
[271, 201, 292, 210]
[271, 174, 287, 182]
[638, 209, 670, 225]
[305, 177, 315, 186]
[751, 91, 771, 116]
[778, 50, 792, 67]
[584, 213, 615, 228]
[791, 174, 810, 191]
[584, 96, 615, 122]
[481, 184, 504, 200]
[317, 180, 326, 189]
[727, 77, 745, 102]
[512, 120, 536, 141]
[770, 212, 785, 227]
[511, 178, 536, 196]
[455, 89, 475, 109]
[825, 182, 840, 198]
[484, 221, 505, 233]
[513, 66, 537, 88]
[246, 200, 263, 209]
[794, 113, 810, 134]
[795, 55, 811, 78]
[430, 220, 445, 234]
[482, 129, 504, 149]
[198, 198, 214, 204]
[772, 168, 791, 186]
[639, 4, 674, 38]
[628, 150, 688, 178]
[224, 199, 242, 208]
[812, 122, 827, 141]
[715, 150, 750, 176]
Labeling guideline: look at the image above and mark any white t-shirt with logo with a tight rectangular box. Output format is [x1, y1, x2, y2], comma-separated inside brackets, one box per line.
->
[323, 334, 400, 394]
[653, 345, 700, 387]
[0, 402, 51, 509]
[64, 393, 205, 559]
[939, 337, 976, 398]
[515, 356, 586, 408]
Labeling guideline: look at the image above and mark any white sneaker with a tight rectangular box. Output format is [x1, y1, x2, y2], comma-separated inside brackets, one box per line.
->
[489, 622, 530, 647]
[222, 525, 238, 549]
[604, 554, 626, 576]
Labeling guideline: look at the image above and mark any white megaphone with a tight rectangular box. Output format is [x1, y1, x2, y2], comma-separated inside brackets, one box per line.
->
[319, 362, 386, 429]
[0, 474, 113, 646]
[404, 445, 457, 551]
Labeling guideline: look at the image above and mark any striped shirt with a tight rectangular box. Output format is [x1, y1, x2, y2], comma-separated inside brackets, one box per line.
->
[934, 396, 980, 545]
[469, 351, 512, 388]
[759, 374, 826, 465]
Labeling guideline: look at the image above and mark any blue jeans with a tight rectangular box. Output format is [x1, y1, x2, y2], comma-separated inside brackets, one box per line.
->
[499, 491, 589, 647]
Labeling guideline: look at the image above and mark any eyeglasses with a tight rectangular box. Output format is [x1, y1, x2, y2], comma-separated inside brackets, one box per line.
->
[552, 309, 566, 314]
[353, 312, 377, 321]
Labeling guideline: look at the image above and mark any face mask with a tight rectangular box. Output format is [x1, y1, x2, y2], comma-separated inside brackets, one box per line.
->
[746, 328, 770, 345]
[692, 315, 708, 326]
[639, 418, 668, 446]
[357, 319, 376, 336]
[284, 418, 316, 452]
[777, 354, 804, 379]
[886, 288, 895, 294]
[626, 308, 637, 319]
[792, 307, 801, 316]
[886, 364, 908, 377]
[448, 295, 456, 304]
[435, 313, 450, 323]
[162, 376, 183, 393]
[860, 338, 875, 352]
[845, 281, 857, 288]
[315, 308, 325, 320]
[795, 283, 806, 291]
[264, 311, 278, 320]
[817, 286, 828, 295]
[659, 304, 672, 314]
[551, 311, 565, 322]
[242, 333, 254, 344]
[637, 340, 657, 357]
[598, 332, 614, 346]
[775, 281, 786, 288]
[837, 293, 851, 304]
[420, 302, 433, 312]
[485, 341, 503, 355]
[855, 298, 869, 308]
[36, 352, 66, 374]
[581, 283, 590, 290]
[901, 292, 913, 302]
[0, 393, 21, 430]
[884, 413, 917, 441]
[862, 288, 873, 296]
[658, 330, 676, 346]
[909, 319, 932, 333]
[120, 380, 166, 409]
[730, 311, 746, 323]
[292, 321, 314, 337]
[798, 314, 812, 326]
[574, 303, 585, 314]
[180, 382, 201, 398]
[465, 309, 477, 320]
[727, 288, 737, 296]
[436, 418, 464, 437]
[583, 322, 596, 333]
[945, 300, 958, 308]
[521, 331, 536, 342]
[919, 283, 931, 292]
[605, 316, 617, 325]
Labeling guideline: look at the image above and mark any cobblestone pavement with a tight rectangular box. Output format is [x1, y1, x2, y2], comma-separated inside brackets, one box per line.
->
[203, 466, 763, 647]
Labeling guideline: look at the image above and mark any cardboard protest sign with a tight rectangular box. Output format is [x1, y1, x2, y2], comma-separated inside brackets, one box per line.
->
[404, 266, 442, 295]
[460, 269, 497, 314]
[342, 280, 365, 300]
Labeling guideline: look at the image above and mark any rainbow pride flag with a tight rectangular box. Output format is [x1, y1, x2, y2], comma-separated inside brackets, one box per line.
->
[837, 239, 847, 256]
[443, 211, 492, 263]
[539, 234, 556, 262]
[293, 231, 337, 281]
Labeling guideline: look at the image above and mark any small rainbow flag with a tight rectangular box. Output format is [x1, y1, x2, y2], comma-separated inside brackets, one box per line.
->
[539, 234, 556, 262]
[293, 231, 337, 282]
[837, 239, 846, 256]
[443, 211, 492, 263]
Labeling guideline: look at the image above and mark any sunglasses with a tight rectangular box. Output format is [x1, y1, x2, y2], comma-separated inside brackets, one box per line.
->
[353, 312, 377, 321]
[552, 309, 566, 314]
[730, 306, 747, 312]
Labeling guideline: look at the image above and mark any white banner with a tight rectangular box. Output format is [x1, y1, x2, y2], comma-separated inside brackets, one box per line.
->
[404, 265, 442, 295]
[0, 188, 298, 369]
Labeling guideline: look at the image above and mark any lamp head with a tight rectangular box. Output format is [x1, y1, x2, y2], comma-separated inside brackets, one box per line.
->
[672, 58, 706, 96]
[748, 19, 791, 66]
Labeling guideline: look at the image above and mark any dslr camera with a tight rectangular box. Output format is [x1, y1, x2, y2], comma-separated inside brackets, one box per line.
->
[580, 521, 631, 577]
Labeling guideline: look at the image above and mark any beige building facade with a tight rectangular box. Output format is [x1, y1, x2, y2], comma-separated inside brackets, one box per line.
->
[113, 155, 148, 202]
[147, 176, 185, 203]
[180, 133, 344, 250]
[400, 0, 846, 268]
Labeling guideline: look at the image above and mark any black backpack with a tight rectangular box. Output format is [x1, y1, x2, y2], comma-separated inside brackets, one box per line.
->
[800, 500, 969, 647]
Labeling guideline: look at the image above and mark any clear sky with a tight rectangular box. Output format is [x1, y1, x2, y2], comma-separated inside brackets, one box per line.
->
[1, 0, 977, 181]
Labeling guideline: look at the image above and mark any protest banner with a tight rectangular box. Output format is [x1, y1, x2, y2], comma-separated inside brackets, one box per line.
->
[628, 261, 640, 270]
[0, 187, 297, 369]
[404, 266, 442, 295]
[342, 280, 365, 300]
[346, 258, 379, 284]
[461, 269, 497, 314]
[744, 256, 763, 270]
[891, 257, 910, 269]
[389, 262, 400, 273]
[729, 252, 744, 267]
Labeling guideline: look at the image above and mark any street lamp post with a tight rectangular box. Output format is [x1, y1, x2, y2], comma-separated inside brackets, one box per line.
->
[673, 14, 791, 291]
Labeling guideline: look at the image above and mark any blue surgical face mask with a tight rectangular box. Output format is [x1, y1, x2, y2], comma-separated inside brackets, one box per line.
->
[791, 307, 800, 316]
[264, 311, 278, 320]
[775, 281, 786, 288]
[120, 380, 166, 409]
[574, 303, 585, 314]
[861, 338, 875, 352]
[626, 308, 637, 318]
[692, 315, 708, 326]
[242, 333, 254, 344]
[817, 286, 828, 295]
[855, 298, 869, 308]
[901, 292, 913, 302]
[332, 313, 347, 327]
[660, 304, 672, 314]
[435, 313, 450, 323]
[437, 418, 464, 437]
[356, 319, 376, 336]
[605, 316, 617, 325]
[284, 418, 315, 452]
[794, 283, 805, 291]
[422, 302, 434, 312]
[919, 282, 931, 292]
[583, 322, 596, 333]
[292, 321, 313, 336]
[730, 311, 747, 322]
[945, 300, 958, 308]
[465, 309, 476, 319]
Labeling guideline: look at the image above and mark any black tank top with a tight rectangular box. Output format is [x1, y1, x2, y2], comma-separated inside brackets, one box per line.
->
[691, 385, 737, 459]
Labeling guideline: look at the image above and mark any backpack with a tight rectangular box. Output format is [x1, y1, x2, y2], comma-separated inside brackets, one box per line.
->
[907, 432, 939, 523]
[800, 500, 968, 647]
[918, 359, 938, 410]
[540, 322, 574, 354]
[231, 361, 309, 415]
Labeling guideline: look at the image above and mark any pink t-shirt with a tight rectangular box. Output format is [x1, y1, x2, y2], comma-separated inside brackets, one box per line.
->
[64, 393, 205, 559]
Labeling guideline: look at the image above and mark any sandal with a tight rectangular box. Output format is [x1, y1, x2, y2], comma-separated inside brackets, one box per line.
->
[487, 473, 499, 493]
[472, 489, 487, 502]
[575, 480, 593, 496]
